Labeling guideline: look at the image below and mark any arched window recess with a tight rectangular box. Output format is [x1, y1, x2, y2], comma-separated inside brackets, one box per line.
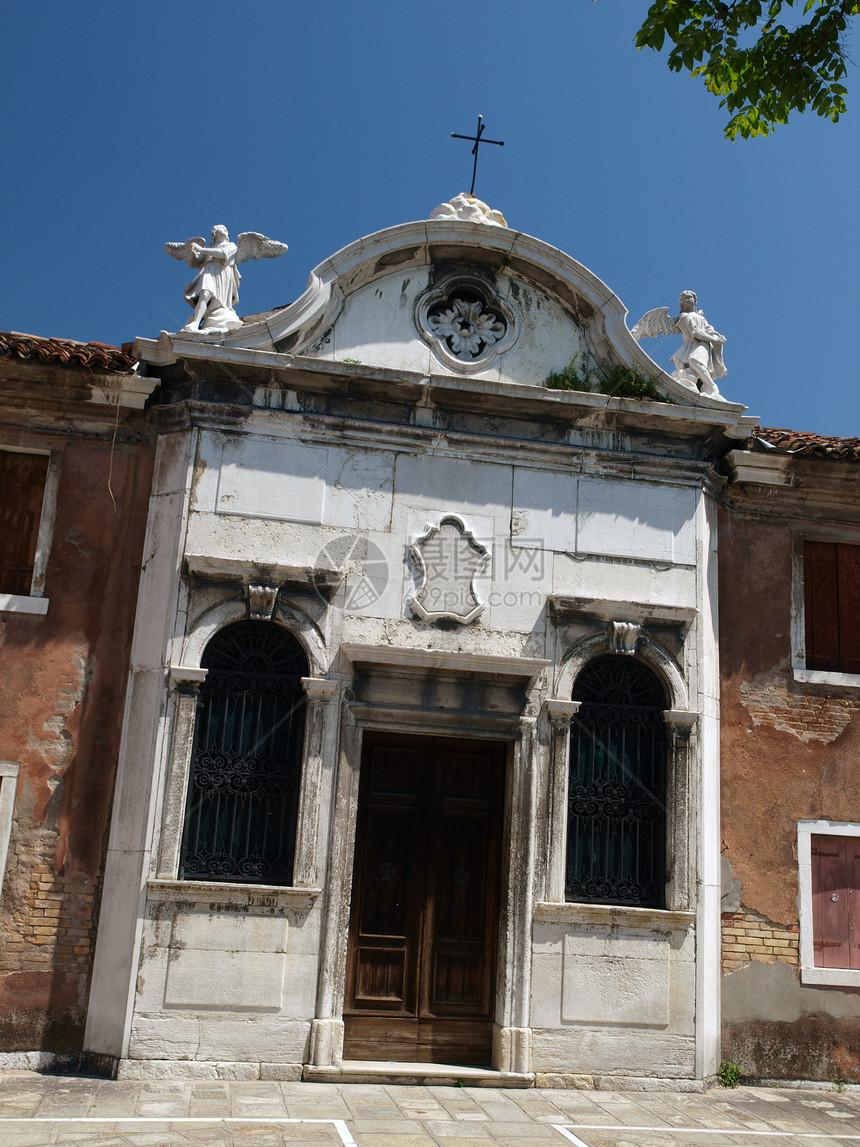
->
[179, 620, 309, 887]
[566, 655, 668, 909]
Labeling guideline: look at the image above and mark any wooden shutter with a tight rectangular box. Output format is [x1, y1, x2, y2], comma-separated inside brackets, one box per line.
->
[804, 542, 840, 671]
[849, 836, 860, 971]
[837, 544, 860, 675]
[804, 541, 860, 674]
[0, 452, 49, 597]
[811, 834, 850, 969]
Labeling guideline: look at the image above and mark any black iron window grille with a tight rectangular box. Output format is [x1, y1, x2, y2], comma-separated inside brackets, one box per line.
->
[566, 655, 667, 908]
[179, 621, 308, 886]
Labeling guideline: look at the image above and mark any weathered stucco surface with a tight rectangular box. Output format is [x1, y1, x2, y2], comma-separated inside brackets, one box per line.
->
[719, 505, 860, 1081]
[722, 960, 860, 1083]
[719, 510, 860, 924]
[0, 437, 153, 1051]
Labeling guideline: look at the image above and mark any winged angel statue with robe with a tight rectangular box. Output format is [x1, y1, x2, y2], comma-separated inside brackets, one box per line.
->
[165, 225, 288, 333]
[632, 290, 727, 397]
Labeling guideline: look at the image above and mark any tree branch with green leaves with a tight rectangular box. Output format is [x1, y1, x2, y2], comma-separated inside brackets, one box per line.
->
[609, 1, 857, 139]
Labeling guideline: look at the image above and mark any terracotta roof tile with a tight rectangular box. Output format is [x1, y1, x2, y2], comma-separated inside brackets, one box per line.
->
[0, 331, 136, 372]
[750, 426, 860, 462]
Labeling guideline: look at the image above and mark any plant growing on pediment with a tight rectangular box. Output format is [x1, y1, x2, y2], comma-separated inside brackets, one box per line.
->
[544, 354, 675, 404]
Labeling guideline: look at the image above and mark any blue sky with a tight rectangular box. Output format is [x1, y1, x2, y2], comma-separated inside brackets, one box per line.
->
[3, 1, 857, 435]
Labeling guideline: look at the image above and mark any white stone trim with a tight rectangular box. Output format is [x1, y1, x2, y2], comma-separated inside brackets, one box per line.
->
[554, 632, 689, 711]
[293, 677, 341, 888]
[798, 819, 860, 988]
[146, 879, 321, 908]
[542, 700, 581, 903]
[0, 762, 20, 896]
[180, 597, 328, 678]
[341, 642, 549, 684]
[154, 667, 209, 879]
[85, 426, 199, 1063]
[167, 665, 208, 688]
[695, 486, 721, 1081]
[497, 718, 537, 1068]
[550, 595, 697, 635]
[663, 709, 699, 734]
[185, 553, 342, 594]
[793, 668, 860, 690]
[533, 900, 695, 930]
[0, 594, 49, 615]
[87, 372, 159, 411]
[725, 450, 791, 487]
[310, 703, 534, 1074]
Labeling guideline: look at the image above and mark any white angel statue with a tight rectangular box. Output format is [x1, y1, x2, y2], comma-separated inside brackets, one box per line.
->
[165, 225, 288, 333]
[632, 290, 726, 397]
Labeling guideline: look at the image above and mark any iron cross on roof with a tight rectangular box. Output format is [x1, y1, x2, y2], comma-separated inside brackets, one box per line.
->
[450, 114, 504, 197]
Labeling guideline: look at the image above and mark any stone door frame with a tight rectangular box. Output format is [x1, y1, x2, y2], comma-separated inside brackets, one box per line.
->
[308, 645, 547, 1076]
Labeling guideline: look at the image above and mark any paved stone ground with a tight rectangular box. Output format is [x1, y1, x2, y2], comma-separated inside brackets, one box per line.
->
[1, 1073, 859, 1147]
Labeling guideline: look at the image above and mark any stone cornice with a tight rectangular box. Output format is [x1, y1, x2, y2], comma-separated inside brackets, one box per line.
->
[341, 642, 549, 685]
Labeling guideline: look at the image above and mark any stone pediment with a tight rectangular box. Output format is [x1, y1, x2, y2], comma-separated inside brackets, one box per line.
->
[151, 220, 735, 410]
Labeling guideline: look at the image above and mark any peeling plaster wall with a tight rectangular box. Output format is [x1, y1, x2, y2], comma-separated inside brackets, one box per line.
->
[0, 437, 154, 1051]
[723, 960, 860, 1084]
[718, 507, 860, 1081]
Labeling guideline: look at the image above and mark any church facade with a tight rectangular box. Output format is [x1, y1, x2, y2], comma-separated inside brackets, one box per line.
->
[1, 204, 858, 1087]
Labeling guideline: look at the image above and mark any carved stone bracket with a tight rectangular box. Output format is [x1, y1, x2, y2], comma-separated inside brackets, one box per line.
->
[543, 699, 582, 726]
[247, 583, 279, 621]
[663, 708, 699, 740]
[301, 677, 340, 705]
[610, 620, 641, 655]
[167, 665, 208, 696]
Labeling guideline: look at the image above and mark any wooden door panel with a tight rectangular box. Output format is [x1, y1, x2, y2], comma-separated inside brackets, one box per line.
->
[358, 804, 414, 941]
[345, 743, 427, 1014]
[812, 834, 850, 969]
[354, 946, 406, 1006]
[344, 733, 504, 1064]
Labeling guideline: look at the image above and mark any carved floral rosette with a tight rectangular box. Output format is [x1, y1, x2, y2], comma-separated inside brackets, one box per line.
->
[416, 275, 517, 372]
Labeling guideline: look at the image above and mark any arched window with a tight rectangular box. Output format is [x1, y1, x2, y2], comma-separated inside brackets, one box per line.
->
[566, 655, 667, 908]
[180, 621, 309, 886]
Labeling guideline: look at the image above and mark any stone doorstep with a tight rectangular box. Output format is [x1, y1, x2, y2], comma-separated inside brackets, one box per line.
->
[303, 1061, 534, 1088]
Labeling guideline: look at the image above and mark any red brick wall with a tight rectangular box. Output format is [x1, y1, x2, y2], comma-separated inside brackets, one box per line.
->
[0, 435, 153, 1051]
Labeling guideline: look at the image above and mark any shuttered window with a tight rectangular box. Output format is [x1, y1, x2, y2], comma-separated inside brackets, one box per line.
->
[811, 834, 860, 970]
[0, 451, 49, 596]
[804, 541, 860, 674]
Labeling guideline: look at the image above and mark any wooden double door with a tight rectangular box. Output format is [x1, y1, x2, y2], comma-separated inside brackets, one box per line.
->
[344, 733, 505, 1065]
